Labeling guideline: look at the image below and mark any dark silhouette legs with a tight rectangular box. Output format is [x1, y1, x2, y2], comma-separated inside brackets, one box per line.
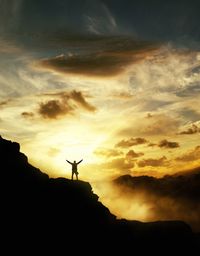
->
[72, 171, 78, 180]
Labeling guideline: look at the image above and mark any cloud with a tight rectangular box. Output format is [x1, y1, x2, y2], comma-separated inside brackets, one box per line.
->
[126, 150, 144, 159]
[176, 146, 200, 162]
[21, 112, 34, 118]
[147, 143, 157, 147]
[0, 100, 9, 107]
[39, 52, 133, 77]
[38, 90, 96, 119]
[178, 108, 200, 122]
[147, 139, 179, 149]
[94, 148, 123, 158]
[178, 124, 200, 135]
[117, 114, 181, 138]
[39, 99, 73, 119]
[38, 38, 157, 77]
[70, 90, 96, 112]
[158, 139, 180, 149]
[141, 114, 180, 136]
[115, 137, 148, 148]
[137, 156, 168, 167]
[176, 84, 200, 98]
[101, 157, 134, 171]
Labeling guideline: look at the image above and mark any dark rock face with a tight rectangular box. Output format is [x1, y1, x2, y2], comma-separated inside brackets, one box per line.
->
[1, 136, 199, 253]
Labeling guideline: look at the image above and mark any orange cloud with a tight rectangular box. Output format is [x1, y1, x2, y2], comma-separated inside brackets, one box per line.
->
[137, 156, 168, 167]
[101, 157, 135, 171]
[126, 150, 144, 159]
[176, 146, 200, 162]
[115, 137, 148, 148]
[158, 139, 180, 149]
[178, 124, 200, 135]
[94, 148, 123, 158]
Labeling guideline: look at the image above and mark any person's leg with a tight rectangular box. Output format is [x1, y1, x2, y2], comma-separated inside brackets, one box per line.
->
[72, 171, 74, 180]
[76, 172, 78, 180]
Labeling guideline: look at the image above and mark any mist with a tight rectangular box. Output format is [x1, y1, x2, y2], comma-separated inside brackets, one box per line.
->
[93, 171, 200, 232]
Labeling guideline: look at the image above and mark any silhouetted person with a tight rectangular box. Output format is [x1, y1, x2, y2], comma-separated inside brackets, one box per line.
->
[66, 159, 83, 180]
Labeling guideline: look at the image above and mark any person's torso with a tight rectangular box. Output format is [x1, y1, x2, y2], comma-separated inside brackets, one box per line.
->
[72, 163, 77, 171]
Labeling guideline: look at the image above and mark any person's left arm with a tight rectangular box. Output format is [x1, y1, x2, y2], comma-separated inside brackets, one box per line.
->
[77, 159, 83, 164]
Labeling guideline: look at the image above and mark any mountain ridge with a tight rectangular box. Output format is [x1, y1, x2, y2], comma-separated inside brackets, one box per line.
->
[1, 136, 199, 253]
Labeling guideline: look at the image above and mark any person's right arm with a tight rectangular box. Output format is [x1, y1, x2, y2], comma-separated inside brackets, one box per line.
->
[66, 160, 72, 164]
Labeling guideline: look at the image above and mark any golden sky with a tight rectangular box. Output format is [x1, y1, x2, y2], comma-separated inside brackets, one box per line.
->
[1, 43, 200, 183]
[1, 0, 200, 184]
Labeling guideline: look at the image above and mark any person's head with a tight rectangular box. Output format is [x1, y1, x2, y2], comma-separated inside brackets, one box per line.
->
[74, 160, 76, 163]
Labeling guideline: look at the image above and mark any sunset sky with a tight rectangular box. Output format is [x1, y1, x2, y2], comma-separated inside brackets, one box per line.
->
[1, 0, 200, 182]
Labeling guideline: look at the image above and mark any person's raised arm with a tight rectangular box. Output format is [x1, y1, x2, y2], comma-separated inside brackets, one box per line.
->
[66, 160, 72, 165]
[77, 159, 83, 164]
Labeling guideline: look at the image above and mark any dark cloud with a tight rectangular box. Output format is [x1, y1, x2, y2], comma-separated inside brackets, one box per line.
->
[158, 139, 180, 149]
[39, 99, 73, 119]
[147, 139, 180, 149]
[176, 145, 200, 162]
[21, 112, 34, 118]
[39, 39, 156, 77]
[115, 137, 148, 148]
[40, 53, 127, 77]
[38, 90, 96, 119]
[94, 148, 123, 158]
[137, 156, 168, 167]
[147, 143, 157, 147]
[178, 124, 200, 135]
[114, 170, 200, 231]
[126, 150, 144, 159]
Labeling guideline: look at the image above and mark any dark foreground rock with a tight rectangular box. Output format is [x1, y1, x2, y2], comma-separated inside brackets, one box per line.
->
[1, 136, 199, 253]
